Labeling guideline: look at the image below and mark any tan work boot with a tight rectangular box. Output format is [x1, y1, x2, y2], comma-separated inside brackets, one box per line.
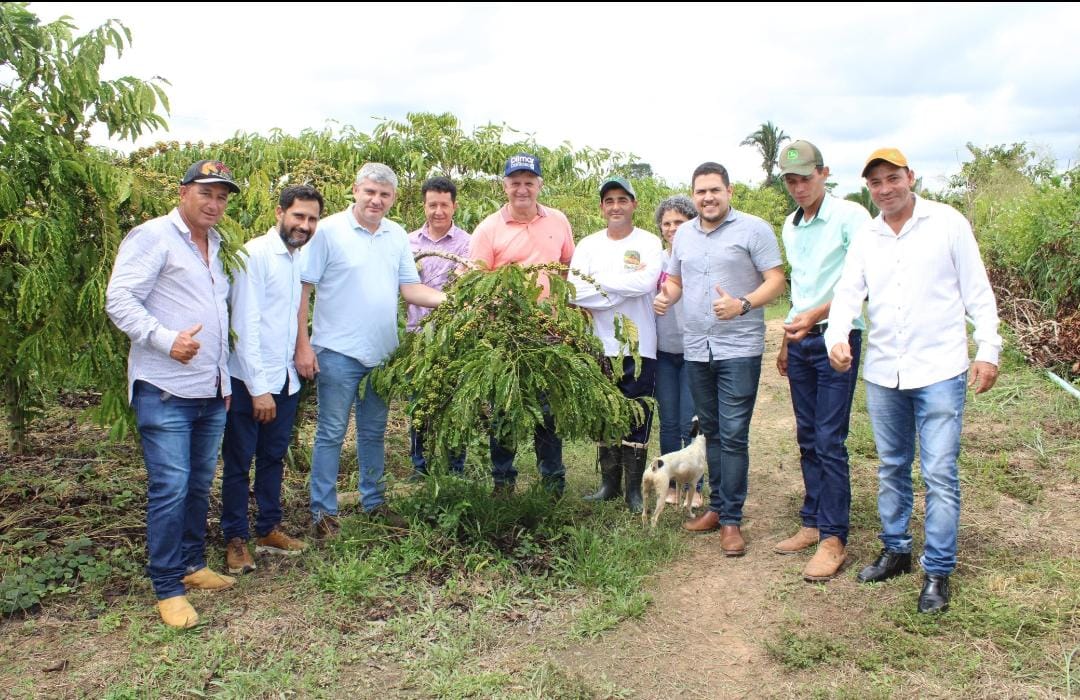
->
[773, 526, 819, 555]
[157, 595, 198, 629]
[803, 536, 847, 582]
[255, 525, 308, 556]
[225, 537, 256, 574]
[182, 567, 236, 591]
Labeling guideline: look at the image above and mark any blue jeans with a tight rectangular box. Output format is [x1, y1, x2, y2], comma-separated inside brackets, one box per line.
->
[656, 351, 696, 455]
[410, 425, 465, 475]
[686, 354, 762, 524]
[786, 330, 862, 543]
[489, 398, 564, 491]
[865, 372, 966, 576]
[221, 376, 301, 540]
[310, 349, 389, 519]
[132, 380, 226, 600]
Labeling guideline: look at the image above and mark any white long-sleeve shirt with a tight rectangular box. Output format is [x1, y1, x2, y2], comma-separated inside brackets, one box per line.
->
[106, 208, 230, 401]
[227, 228, 303, 397]
[825, 195, 1001, 390]
[569, 227, 663, 359]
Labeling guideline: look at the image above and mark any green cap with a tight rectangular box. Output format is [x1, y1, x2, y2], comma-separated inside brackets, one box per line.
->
[599, 176, 636, 201]
[778, 140, 824, 177]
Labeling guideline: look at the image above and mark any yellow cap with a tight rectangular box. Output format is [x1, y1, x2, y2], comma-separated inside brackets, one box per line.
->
[861, 148, 909, 177]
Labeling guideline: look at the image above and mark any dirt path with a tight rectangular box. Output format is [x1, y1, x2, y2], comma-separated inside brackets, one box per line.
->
[511, 321, 823, 698]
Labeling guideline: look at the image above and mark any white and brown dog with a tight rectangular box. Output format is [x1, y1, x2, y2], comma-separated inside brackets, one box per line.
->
[641, 418, 706, 528]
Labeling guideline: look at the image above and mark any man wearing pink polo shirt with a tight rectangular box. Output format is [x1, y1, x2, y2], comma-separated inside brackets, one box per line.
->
[469, 152, 575, 495]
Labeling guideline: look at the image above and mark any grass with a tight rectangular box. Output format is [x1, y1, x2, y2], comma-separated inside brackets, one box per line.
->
[766, 335, 1080, 697]
[2, 311, 1076, 697]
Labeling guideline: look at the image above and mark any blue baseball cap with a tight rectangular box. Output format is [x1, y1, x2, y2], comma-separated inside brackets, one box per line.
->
[504, 152, 541, 177]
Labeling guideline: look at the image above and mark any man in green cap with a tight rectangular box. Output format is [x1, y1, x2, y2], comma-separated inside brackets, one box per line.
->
[774, 141, 871, 582]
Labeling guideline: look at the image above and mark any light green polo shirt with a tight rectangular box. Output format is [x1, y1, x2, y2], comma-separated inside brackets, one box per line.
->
[782, 194, 871, 329]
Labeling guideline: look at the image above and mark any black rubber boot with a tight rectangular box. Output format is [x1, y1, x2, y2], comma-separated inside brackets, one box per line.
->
[584, 445, 622, 501]
[623, 445, 647, 514]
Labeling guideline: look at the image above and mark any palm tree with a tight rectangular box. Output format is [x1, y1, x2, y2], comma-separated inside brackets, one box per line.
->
[740, 121, 789, 187]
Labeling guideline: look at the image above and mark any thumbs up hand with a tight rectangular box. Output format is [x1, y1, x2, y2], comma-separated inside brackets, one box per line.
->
[653, 290, 671, 315]
[170, 323, 203, 364]
[712, 286, 742, 320]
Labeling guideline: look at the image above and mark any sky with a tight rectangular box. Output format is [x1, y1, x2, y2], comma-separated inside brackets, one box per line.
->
[28, 2, 1080, 196]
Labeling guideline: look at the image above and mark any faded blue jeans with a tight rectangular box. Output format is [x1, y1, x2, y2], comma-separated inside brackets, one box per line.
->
[132, 380, 226, 600]
[310, 349, 388, 520]
[865, 372, 967, 576]
[686, 354, 763, 524]
[656, 350, 696, 456]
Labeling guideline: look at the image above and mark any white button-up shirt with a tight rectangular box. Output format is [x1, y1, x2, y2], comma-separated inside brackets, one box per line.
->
[227, 228, 303, 397]
[825, 195, 1001, 390]
[106, 208, 231, 401]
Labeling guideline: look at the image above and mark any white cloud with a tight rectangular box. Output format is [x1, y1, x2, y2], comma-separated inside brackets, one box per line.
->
[29, 1, 1080, 196]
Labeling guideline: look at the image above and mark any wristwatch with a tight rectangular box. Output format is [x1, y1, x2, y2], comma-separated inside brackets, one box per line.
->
[738, 297, 752, 316]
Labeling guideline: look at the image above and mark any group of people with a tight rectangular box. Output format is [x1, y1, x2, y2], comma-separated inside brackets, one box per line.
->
[106, 141, 999, 629]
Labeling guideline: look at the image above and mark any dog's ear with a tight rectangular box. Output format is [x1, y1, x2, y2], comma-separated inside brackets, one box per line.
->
[689, 416, 700, 439]
[654, 458, 664, 471]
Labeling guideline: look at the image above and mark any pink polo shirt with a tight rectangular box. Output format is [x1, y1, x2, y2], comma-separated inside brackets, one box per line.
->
[468, 204, 575, 296]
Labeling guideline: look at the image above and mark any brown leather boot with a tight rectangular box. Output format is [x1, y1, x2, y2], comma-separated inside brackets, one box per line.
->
[773, 526, 819, 555]
[225, 537, 256, 574]
[803, 536, 847, 581]
[683, 510, 720, 533]
[720, 524, 746, 557]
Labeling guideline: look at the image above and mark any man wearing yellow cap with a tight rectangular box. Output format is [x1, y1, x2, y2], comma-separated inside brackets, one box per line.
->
[774, 141, 871, 582]
[825, 148, 1001, 613]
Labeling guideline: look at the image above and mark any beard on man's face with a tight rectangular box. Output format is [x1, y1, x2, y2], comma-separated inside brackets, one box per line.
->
[279, 223, 312, 249]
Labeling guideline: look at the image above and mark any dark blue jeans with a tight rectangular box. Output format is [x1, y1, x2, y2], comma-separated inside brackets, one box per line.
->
[656, 351, 695, 455]
[410, 425, 465, 475]
[615, 356, 656, 445]
[132, 380, 226, 600]
[786, 330, 862, 543]
[221, 376, 301, 541]
[686, 354, 762, 524]
[490, 398, 563, 490]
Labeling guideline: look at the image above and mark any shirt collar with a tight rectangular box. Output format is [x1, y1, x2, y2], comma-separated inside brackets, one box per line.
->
[500, 203, 548, 223]
[794, 194, 835, 226]
[871, 193, 925, 236]
[691, 207, 738, 234]
[418, 222, 462, 241]
[169, 207, 220, 243]
[266, 227, 292, 255]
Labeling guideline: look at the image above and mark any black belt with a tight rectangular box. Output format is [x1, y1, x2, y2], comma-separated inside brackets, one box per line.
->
[805, 323, 828, 336]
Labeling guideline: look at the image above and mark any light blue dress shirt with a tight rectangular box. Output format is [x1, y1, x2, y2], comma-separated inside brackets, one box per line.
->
[106, 208, 231, 401]
[782, 194, 870, 329]
[301, 208, 420, 367]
